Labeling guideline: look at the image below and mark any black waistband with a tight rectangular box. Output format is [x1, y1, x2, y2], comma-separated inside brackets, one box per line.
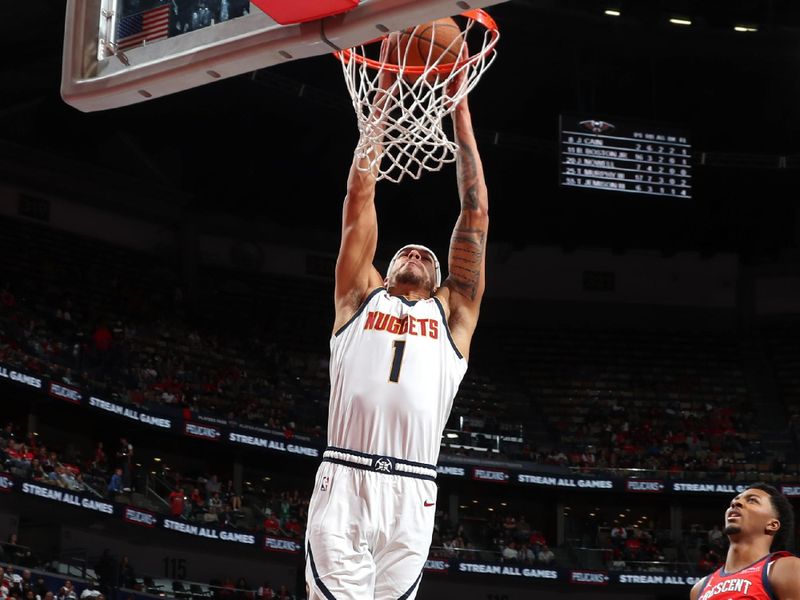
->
[322, 446, 437, 482]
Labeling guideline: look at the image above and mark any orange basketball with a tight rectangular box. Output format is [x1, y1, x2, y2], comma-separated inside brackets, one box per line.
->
[385, 17, 463, 81]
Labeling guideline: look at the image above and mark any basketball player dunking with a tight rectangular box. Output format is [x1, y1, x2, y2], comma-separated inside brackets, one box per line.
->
[690, 483, 800, 600]
[304, 80, 488, 598]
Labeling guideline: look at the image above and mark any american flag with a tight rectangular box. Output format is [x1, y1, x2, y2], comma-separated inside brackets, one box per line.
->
[116, 4, 170, 51]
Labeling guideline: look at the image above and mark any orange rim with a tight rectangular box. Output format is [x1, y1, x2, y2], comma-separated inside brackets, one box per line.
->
[333, 8, 499, 76]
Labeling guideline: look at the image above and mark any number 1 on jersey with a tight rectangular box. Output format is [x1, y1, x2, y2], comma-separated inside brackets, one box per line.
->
[389, 340, 406, 383]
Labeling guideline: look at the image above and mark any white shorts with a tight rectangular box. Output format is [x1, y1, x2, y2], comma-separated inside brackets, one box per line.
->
[304, 449, 439, 600]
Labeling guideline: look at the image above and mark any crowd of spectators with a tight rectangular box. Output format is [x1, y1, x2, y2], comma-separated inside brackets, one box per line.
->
[0, 534, 298, 600]
[605, 524, 667, 569]
[431, 511, 558, 567]
[1, 217, 798, 482]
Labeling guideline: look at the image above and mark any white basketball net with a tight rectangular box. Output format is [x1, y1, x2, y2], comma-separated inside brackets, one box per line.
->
[338, 14, 498, 183]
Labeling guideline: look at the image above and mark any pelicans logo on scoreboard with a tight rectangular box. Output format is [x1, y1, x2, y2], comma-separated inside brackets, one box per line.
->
[580, 119, 615, 134]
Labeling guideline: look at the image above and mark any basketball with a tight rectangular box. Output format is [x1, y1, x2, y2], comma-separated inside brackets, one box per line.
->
[385, 16, 464, 81]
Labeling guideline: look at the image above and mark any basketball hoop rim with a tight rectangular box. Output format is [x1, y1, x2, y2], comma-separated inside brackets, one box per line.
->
[333, 9, 499, 76]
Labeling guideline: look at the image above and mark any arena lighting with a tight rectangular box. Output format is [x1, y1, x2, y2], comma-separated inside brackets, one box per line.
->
[153, 457, 161, 462]
[734, 25, 757, 32]
[446, 432, 459, 438]
[604, 9, 620, 16]
[670, 17, 692, 25]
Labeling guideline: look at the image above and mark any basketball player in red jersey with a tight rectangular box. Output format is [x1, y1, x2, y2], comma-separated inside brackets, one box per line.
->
[690, 483, 799, 600]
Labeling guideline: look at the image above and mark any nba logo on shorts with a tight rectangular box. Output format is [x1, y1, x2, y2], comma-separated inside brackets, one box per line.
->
[320, 476, 329, 491]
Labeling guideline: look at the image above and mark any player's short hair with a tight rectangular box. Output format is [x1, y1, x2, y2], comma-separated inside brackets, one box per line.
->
[748, 482, 795, 550]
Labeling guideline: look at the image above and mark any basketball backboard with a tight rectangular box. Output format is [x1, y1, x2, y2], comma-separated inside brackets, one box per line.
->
[61, 0, 507, 112]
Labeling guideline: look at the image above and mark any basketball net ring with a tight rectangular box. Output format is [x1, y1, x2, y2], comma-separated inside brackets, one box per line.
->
[335, 9, 500, 183]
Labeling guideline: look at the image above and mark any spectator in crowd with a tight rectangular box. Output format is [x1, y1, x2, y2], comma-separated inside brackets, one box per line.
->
[256, 582, 273, 600]
[7, 533, 32, 566]
[79, 582, 101, 600]
[707, 524, 725, 551]
[168, 486, 186, 518]
[118, 556, 135, 589]
[518, 543, 536, 564]
[283, 516, 302, 539]
[538, 544, 555, 565]
[223, 480, 241, 511]
[28, 459, 46, 482]
[698, 548, 722, 573]
[234, 578, 250, 600]
[57, 580, 77, 600]
[190, 487, 205, 519]
[529, 529, 546, 554]
[33, 576, 48, 600]
[624, 531, 642, 562]
[515, 516, 531, 543]
[502, 541, 519, 562]
[208, 492, 223, 517]
[116, 438, 134, 492]
[263, 514, 281, 535]
[94, 549, 116, 594]
[19, 569, 32, 591]
[107, 468, 123, 498]
[205, 474, 221, 501]
[610, 524, 627, 550]
[93, 443, 106, 471]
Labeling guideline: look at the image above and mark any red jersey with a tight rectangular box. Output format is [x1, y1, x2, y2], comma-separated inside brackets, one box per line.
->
[697, 552, 793, 600]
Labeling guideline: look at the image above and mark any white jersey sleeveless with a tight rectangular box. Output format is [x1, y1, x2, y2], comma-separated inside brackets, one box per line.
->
[328, 288, 467, 465]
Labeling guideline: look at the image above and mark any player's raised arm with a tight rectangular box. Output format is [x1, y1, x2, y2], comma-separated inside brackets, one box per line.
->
[438, 91, 489, 360]
[333, 65, 396, 333]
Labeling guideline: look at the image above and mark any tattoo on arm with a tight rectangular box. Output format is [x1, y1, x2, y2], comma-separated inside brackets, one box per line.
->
[456, 137, 480, 211]
[450, 115, 487, 302]
[449, 227, 485, 301]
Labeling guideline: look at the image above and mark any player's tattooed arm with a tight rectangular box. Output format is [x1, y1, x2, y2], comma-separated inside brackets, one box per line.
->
[447, 98, 488, 304]
[449, 225, 485, 301]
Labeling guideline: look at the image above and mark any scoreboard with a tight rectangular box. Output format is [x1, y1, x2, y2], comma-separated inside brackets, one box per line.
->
[559, 114, 692, 198]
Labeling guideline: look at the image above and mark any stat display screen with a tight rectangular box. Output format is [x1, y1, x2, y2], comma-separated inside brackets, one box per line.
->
[559, 114, 692, 198]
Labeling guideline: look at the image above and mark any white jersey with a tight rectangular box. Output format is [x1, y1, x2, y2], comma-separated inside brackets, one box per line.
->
[328, 288, 467, 465]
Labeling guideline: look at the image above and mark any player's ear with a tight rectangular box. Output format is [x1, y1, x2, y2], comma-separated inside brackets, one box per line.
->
[766, 518, 780, 535]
